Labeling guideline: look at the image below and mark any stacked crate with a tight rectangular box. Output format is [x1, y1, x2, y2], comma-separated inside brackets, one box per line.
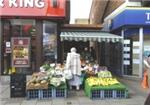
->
[91, 89, 128, 99]
[26, 84, 67, 99]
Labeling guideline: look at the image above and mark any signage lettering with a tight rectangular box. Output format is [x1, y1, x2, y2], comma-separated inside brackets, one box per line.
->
[145, 12, 150, 24]
[9, 0, 17, 7]
[1, 0, 45, 8]
[0, 0, 65, 17]
[0, 0, 4, 7]
[146, 12, 150, 21]
[35, 0, 45, 8]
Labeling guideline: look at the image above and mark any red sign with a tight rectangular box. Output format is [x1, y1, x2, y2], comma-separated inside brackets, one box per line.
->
[11, 37, 30, 67]
[0, 0, 66, 17]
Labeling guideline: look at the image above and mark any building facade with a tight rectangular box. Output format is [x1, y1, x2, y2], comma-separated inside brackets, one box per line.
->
[90, 0, 150, 78]
[0, 0, 70, 75]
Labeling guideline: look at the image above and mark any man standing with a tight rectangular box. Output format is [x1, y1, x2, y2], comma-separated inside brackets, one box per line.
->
[66, 47, 81, 90]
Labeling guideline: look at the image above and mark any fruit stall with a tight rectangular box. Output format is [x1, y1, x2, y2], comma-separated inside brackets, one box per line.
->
[85, 77, 128, 99]
[25, 62, 128, 100]
[82, 66, 128, 99]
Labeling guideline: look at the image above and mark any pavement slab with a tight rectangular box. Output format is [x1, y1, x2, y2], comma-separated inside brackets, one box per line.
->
[36, 100, 52, 105]
[21, 100, 37, 105]
[0, 76, 149, 105]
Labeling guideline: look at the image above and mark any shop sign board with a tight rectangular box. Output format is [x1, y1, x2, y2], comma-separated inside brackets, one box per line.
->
[11, 37, 30, 67]
[111, 8, 150, 30]
[0, 0, 66, 17]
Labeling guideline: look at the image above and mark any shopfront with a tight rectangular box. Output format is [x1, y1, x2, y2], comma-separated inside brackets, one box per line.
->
[108, 7, 150, 78]
[0, 0, 68, 75]
[60, 26, 123, 75]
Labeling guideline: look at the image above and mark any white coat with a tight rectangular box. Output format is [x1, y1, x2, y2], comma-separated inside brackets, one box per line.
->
[66, 52, 81, 76]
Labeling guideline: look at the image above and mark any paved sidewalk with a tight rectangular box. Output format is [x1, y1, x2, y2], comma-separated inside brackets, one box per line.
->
[0, 76, 148, 105]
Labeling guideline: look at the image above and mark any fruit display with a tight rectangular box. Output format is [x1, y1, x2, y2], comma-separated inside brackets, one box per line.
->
[81, 63, 97, 77]
[98, 70, 112, 78]
[86, 77, 120, 87]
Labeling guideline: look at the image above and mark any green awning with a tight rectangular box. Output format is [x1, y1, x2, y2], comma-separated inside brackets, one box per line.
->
[60, 31, 123, 42]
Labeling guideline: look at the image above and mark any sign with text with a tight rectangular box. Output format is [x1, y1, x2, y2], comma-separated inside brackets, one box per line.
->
[112, 8, 150, 30]
[11, 37, 30, 67]
[0, 0, 66, 17]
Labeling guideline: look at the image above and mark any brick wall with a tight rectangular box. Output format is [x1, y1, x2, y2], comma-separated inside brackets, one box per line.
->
[103, 0, 125, 21]
[89, 0, 108, 24]
[89, 0, 125, 24]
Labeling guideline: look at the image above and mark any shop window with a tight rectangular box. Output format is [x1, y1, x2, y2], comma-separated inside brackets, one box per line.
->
[43, 21, 57, 63]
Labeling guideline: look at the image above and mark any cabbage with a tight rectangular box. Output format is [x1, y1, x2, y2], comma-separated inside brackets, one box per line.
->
[50, 77, 61, 87]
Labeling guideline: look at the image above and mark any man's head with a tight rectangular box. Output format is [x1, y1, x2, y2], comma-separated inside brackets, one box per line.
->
[70, 47, 76, 52]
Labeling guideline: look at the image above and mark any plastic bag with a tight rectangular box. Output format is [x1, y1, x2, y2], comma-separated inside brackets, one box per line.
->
[63, 69, 73, 80]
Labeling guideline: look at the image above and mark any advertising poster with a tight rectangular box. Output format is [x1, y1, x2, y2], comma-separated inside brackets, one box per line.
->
[11, 37, 30, 67]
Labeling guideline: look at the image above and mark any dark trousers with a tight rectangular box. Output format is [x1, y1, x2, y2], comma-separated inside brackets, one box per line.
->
[145, 93, 150, 105]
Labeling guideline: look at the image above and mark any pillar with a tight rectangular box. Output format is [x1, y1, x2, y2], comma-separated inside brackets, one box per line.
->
[139, 27, 144, 78]
[121, 29, 124, 76]
[35, 20, 43, 71]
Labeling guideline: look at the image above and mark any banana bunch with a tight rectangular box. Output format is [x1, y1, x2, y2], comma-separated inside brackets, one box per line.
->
[87, 77, 120, 87]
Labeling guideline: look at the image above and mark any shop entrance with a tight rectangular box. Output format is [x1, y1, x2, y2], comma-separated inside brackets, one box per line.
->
[98, 42, 122, 75]
[60, 31, 123, 76]
[63, 40, 89, 61]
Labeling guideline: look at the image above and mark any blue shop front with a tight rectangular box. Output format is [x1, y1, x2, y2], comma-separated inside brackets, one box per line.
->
[108, 7, 150, 78]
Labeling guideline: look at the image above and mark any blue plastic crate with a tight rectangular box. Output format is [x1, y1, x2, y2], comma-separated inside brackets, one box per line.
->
[26, 85, 67, 99]
[53, 88, 67, 98]
[26, 89, 40, 99]
[114, 90, 128, 98]
[41, 89, 52, 99]
[91, 90, 103, 99]
[91, 89, 128, 99]
[104, 90, 113, 98]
